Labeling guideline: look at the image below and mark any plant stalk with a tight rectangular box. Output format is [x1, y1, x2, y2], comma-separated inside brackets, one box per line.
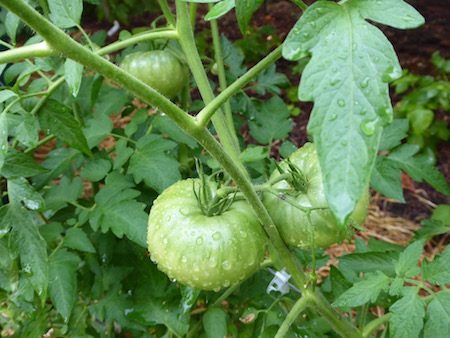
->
[362, 313, 391, 337]
[275, 295, 311, 338]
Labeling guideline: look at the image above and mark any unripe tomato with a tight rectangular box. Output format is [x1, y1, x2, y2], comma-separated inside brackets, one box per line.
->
[147, 179, 266, 291]
[263, 143, 369, 249]
[120, 50, 188, 99]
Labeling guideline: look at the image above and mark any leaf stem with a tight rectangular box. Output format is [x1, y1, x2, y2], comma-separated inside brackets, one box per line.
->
[24, 134, 56, 153]
[275, 295, 311, 338]
[291, 0, 308, 11]
[0, 41, 53, 64]
[157, 0, 176, 26]
[362, 313, 391, 338]
[197, 46, 282, 127]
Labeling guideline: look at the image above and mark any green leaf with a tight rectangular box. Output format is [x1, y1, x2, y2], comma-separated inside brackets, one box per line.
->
[5, 11, 20, 44]
[83, 111, 113, 148]
[424, 291, 450, 338]
[33, 148, 83, 189]
[40, 100, 92, 156]
[44, 176, 83, 212]
[431, 204, 450, 226]
[14, 111, 40, 148]
[203, 307, 228, 338]
[80, 158, 111, 182]
[370, 156, 404, 201]
[379, 119, 409, 151]
[3, 206, 48, 299]
[235, 0, 263, 33]
[388, 144, 450, 196]
[0, 152, 47, 178]
[7, 177, 45, 211]
[249, 96, 293, 144]
[49, 249, 80, 322]
[389, 288, 425, 338]
[282, 0, 424, 223]
[64, 227, 96, 253]
[338, 251, 398, 281]
[395, 240, 423, 278]
[64, 59, 84, 97]
[0, 89, 17, 103]
[90, 172, 147, 247]
[423, 246, 450, 286]
[205, 0, 235, 21]
[153, 114, 197, 149]
[333, 271, 390, 307]
[128, 135, 181, 193]
[113, 139, 134, 170]
[253, 64, 289, 95]
[415, 219, 450, 241]
[48, 0, 83, 28]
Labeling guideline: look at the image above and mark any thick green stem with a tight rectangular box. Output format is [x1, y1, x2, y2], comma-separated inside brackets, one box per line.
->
[362, 314, 391, 338]
[292, 0, 308, 11]
[275, 295, 311, 338]
[197, 46, 282, 127]
[0, 41, 53, 64]
[210, 8, 235, 139]
[307, 290, 363, 338]
[175, 0, 241, 162]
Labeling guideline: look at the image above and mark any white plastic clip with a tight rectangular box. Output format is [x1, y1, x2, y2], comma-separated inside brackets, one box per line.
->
[267, 268, 292, 295]
[107, 20, 121, 37]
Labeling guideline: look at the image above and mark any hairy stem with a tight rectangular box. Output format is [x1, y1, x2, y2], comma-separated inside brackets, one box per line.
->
[157, 0, 176, 26]
[0, 41, 53, 63]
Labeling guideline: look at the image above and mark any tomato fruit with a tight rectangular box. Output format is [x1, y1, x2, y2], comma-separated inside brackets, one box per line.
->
[263, 143, 369, 249]
[147, 179, 266, 291]
[120, 50, 188, 99]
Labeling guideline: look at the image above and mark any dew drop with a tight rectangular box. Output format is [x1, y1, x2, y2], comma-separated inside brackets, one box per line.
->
[24, 264, 32, 274]
[360, 77, 370, 88]
[222, 260, 232, 270]
[378, 106, 393, 125]
[223, 280, 231, 288]
[181, 256, 187, 263]
[196, 236, 203, 245]
[212, 232, 222, 240]
[337, 99, 346, 107]
[209, 257, 218, 268]
[328, 113, 337, 121]
[213, 287, 221, 292]
[360, 119, 378, 136]
[240, 230, 248, 238]
[330, 79, 340, 87]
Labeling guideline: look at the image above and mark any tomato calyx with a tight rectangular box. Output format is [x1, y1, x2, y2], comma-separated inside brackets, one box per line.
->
[274, 160, 309, 195]
[193, 163, 236, 217]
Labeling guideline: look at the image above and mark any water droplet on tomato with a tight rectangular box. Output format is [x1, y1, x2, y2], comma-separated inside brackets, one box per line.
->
[181, 256, 187, 263]
[360, 77, 370, 88]
[196, 236, 203, 245]
[337, 99, 346, 107]
[328, 113, 337, 121]
[240, 230, 248, 238]
[360, 119, 378, 136]
[212, 232, 222, 240]
[223, 280, 231, 287]
[222, 260, 232, 270]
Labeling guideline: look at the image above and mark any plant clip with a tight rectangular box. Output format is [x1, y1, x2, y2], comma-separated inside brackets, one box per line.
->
[266, 268, 302, 296]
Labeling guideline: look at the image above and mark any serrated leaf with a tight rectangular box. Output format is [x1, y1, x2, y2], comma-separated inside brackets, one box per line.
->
[40, 100, 91, 156]
[44, 176, 83, 212]
[64, 59, 84, 97]
[128, 135, 180, 193]
[388, 144, 450, 196]
[203, 308, 228, 338]
[83, 111, 113, 149]
[253, 64, 289, 95]
[389, 288, 425, 338]
[2, 206, 48, 299]
[333, 271, 390, 307]
[0, 152, 47, 178]
[338, 251, 398, 281]
[48, 0, 83, 28]
[113, 139, 134, 170]
[14, 112, 40, 148]
[424, 291, 450, 338]
[33, 148, 83, 189]
[64, 227, 95, 253]
[5, 11, 20, 43]
[222, 35, 246, 80]
[389, 276, 405, 296]
[395, 240, 423, 278]
[423, 246, 450, 286]
[282, 0, 424, 223]
[379, 119, 409, 151]
[80, 158, 111, 182]
[7, 177, 45, 211]
[249, 96, 292, 144]
[90, 172, 147, 247]
[153, 114, 197, 149]
[370, 156, 404, 201]
[415, 219, 450, 241]
[49, 249, 80, 322]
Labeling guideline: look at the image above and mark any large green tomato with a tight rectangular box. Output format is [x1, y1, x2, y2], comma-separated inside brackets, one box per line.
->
[120, 50, 188, 99]
[263, 143, 369, 249]
[147, 179, 266, 291]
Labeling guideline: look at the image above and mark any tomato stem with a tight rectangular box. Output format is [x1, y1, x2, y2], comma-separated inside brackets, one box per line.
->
[275, 295, 311, 338]
[362, 313, 392, 338]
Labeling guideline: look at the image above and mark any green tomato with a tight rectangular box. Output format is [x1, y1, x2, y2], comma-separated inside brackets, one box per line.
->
[147, 179, 266, 291]
[120, 50, 188, 99]
[263, 143, 369, 249]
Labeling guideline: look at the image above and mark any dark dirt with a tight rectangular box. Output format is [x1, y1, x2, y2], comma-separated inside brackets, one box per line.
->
[90, 1, 450, 223]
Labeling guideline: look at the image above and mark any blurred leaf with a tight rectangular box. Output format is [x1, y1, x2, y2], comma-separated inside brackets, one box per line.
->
[423, 246, 450, 286]
[395, 240, 423, 278]
[379, 119, 409, 151]
[49, 0, 83, 28]
[424, 291, 450, 338]
[64, 59, 84, 97]
[235, 0, 263, 33]
[80, 158, 111, 182]
[370, 156, 404, 202]
[0, 151, 47, 178]
[389, 288, 425, 338]
[203, 307, 228, 338]
[64, 227, 96, 253]
[7, 177, 45, 210]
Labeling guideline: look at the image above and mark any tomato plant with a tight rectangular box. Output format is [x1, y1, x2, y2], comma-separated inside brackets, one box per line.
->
[148, 179, 266, 291]
[0, 0, 449, 338]
[121, 50, 188, 99]
[264, 143, 369, 249]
